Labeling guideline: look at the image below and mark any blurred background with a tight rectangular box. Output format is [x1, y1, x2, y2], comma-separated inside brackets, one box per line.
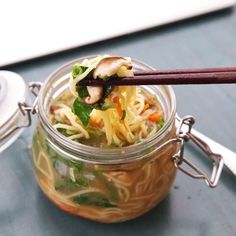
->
[0, 0, 235, 66]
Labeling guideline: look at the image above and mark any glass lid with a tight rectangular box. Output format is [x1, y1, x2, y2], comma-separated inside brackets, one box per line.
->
[0, 71, 27, 152]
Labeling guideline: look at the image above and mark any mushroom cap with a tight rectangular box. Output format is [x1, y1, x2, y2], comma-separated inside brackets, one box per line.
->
[93, 56, 132, 79]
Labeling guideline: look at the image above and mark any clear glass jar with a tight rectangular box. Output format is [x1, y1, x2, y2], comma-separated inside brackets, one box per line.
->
[31, 57, 177, 223]
[30, 57, 223, 223]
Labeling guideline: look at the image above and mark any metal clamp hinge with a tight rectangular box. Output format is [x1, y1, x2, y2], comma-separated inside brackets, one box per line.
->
[1, 82, 42, 141]
[173, 116, 224, 188]
[17, 82, 42, 127]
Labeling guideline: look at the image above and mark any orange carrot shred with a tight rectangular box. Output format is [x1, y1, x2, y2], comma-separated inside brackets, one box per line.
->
[113, 96, 123, 117]
[148, 113, 160, 122]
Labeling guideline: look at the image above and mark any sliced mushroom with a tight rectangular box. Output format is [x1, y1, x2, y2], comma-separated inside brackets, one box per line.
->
[84, 86, 103, 104]
[93, 56, 132, 79]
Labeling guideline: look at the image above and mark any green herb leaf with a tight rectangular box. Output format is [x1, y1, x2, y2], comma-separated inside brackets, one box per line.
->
[71, 161, 83, 172]
[56, 177, 79, 191]
[72, 64, 87, 78]
[72, 98, 93, 127]
[78, 86, 89, 98]
[57, 128, 70, 137]
[103, 86, 113, 97]
[73, 169, 89, 187]
[73, 192, 117, 208]
[55, 175, 88, 191]
[157, 117, 165, 130]
[61, 158, 83, 172]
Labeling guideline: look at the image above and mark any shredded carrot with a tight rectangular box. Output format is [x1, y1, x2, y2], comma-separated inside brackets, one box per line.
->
[148, 113, 160, 122]
[97, 121, 104, 128]
[113, 97, 123, 117]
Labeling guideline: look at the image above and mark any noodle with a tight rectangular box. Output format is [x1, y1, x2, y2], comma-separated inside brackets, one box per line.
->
[36, 151, 54, 181]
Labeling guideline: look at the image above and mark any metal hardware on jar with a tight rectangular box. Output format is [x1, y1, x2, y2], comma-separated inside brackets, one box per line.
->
[12, 82, 224, 188]
[0, 82, 42, 141]
[18, 81, 42, 125]
[173, 116, 224, 188]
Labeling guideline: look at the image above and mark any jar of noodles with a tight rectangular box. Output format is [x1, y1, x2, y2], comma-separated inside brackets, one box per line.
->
[0, 56, 224, 223]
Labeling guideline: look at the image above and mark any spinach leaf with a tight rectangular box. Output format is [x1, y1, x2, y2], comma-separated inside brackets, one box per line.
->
[55, 175, 87, 191]
[78, 86, 89, 98]
[49, 148, 84, 172]
[61, 158, 83, 172]
[71, 161, 83, 172]
[72, 98, 93, 127]
[55, 176, 80, 191]
[103, 86, 113, 97]
[73, 169, 89, 187]
[73, 192, 117, 208]
[72, 64, 87, 78]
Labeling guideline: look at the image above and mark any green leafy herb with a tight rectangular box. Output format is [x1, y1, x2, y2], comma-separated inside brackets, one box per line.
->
[55, 175, 87, 191]
[71, 161, 83, 172]
[61, 158, 83, 172]
[72, 98, 93, 127]
[73, 192, 117, 208]
[73, 169, 89, 187]
[157, 117, 165, 130]
[103, 85, 113, 98]
[54, 165, 89, 191]
[47, 145, 84, 172]
[72, 64, 87, 78]
[57, 128, 70, 137]
[55, 177, 79, 191]
[78, 86, 89, 98]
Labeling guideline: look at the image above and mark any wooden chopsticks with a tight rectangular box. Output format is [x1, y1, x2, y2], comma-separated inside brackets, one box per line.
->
[78, 67, 236, 86]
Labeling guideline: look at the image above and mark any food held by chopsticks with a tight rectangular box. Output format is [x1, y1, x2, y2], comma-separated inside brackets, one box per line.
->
[78, 59, 236, 86]
[50, 55, 164, 147]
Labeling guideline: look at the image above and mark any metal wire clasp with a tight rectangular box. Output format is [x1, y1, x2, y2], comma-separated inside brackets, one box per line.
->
[173, 116, 224, 188]
[17, 82, 42, 128]
[0, 81, 42, 142]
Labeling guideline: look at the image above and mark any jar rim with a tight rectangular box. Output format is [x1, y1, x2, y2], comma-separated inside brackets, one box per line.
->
[37, 56, 176, 164]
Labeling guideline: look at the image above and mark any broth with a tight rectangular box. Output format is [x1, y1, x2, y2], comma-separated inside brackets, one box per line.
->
[32, 123, 177, 222]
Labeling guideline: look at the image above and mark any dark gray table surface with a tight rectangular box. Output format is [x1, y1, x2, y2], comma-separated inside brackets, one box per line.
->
[1, 8, 236, 236]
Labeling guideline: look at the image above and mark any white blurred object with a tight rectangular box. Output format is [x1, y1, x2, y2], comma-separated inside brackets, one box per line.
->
[0, 0, 235, 66]
[0, 71, 26, 152]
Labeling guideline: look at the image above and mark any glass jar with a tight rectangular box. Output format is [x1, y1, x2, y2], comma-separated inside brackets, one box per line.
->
[32, 58, 177, 223]
[1, 56, 223, 223]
